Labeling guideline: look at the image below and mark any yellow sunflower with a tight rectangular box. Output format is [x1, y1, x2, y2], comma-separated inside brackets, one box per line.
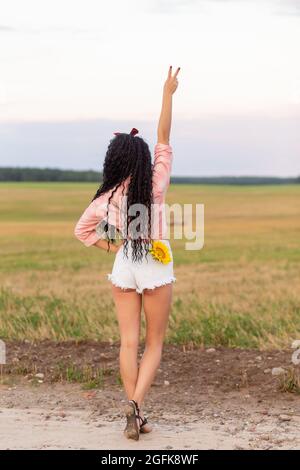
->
[149, 241, 172, 264]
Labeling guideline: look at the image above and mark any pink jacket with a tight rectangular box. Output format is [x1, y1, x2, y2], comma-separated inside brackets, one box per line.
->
[74, 142, 173, 246]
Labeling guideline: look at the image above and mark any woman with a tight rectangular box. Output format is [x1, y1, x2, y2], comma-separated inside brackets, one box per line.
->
[74, 65, 180, 440]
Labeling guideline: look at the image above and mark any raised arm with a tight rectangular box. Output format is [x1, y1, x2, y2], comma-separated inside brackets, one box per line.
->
[157, 65, 180, 145]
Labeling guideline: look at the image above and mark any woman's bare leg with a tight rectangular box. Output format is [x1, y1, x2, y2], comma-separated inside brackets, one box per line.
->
[111, 285, 142, 399]
[132, 283, 173, 409]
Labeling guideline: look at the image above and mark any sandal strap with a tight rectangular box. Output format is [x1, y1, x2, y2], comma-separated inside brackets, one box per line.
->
[129, 399, 140, 415]
[128, 400, 148, 427]
[139, 416, 148, 427]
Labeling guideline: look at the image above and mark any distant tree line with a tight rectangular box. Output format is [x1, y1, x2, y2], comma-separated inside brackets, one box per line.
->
[0, 167, 102, 182]
[0, 167, 299, 185]
[171, 176, 300, 185]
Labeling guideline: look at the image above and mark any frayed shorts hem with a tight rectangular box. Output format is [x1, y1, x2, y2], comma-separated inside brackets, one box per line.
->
[107, 273, 176, 294]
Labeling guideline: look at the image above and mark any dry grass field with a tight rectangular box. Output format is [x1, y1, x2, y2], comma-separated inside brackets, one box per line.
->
[0, 182, 300, 348]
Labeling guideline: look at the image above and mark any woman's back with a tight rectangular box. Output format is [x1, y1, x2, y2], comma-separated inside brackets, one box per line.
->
[74, 142, 173, 246]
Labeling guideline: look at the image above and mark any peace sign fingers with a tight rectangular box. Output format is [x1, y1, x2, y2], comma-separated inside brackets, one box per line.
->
[167, 65, 180, 79]
[164, 65, 181, 95]
[173, 66, 181, 78]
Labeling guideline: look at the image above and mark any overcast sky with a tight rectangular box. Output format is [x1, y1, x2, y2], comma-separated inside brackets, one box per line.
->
[0, 0, 299, 176]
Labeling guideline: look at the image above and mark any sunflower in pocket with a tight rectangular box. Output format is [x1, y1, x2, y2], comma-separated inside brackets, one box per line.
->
[149, 241, 172, 265]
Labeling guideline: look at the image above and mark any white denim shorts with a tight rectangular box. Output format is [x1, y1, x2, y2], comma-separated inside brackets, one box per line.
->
[107, 239, 176, 294]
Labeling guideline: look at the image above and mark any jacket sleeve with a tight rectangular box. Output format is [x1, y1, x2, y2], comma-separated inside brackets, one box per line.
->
[152, 143, 173, 199]
[74, 198, 107, 247]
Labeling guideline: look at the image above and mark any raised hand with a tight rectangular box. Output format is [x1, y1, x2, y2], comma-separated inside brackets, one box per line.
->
[163, 65, 180, 95]
[157, 65, 180, 144]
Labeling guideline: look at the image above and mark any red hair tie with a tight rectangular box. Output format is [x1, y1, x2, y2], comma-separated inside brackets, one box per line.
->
[130, 127, 139, 136]
[113, 127, 139, 136]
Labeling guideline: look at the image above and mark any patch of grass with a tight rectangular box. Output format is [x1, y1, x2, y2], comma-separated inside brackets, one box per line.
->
[0, 374, 18, 387]
[1, 287, 300, 349]
[0, 287, 119, 341]
[168, 296, 300, 349]
[116, 372, 123, 387]
[0, 183, 300, 349]
[3, 356, 115, 388]
[279, 367, 300, 394]
[48, 362, 107, 388]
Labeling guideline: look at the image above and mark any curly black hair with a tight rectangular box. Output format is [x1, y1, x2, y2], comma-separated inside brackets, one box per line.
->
[91, 132, 153, 263]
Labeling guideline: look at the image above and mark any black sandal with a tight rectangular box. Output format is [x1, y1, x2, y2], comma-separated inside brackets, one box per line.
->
[139, 414, 149, 433]
[123, 399, 150, 439]
[123, 399, 140, 441]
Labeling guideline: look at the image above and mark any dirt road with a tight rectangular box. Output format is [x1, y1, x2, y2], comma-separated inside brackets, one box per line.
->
[1, 342, 300, 449]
